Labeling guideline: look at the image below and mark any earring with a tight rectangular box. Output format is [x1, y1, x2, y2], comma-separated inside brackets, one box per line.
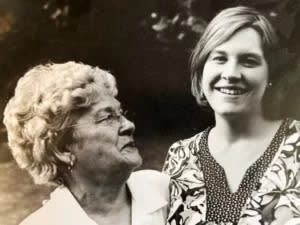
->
[268, 82, 273, 87]
[67, 156, 75, 171]
[67, 164, 72, 171]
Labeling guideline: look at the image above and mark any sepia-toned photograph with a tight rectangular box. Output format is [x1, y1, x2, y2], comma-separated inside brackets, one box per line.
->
[1, 0, 300, 225]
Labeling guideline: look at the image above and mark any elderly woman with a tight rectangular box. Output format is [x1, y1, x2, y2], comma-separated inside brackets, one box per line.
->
[4, 62, 169, 225]
[163, 6, 300, 225]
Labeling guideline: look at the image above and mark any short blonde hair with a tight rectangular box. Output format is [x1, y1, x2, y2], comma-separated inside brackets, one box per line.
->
[3, 62, 117, 185]
[191, 6, 278, 107]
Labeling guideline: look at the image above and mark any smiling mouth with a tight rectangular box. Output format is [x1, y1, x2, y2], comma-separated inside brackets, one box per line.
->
[215, 87, 247, 95]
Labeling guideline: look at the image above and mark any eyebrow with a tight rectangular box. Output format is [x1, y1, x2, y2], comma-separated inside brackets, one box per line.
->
[93, 105, 122, 119]
[210, 50, 226, 55]
[210, 50, 264, 59]
[240, 52, 263, 58]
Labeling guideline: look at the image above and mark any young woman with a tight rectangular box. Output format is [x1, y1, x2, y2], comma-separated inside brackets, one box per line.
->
[163, 6, 300, 225]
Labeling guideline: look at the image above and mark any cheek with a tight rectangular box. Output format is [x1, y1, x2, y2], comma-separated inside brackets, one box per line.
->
[202, 63, 210, 81]
[263, 68, 269, 84]
[250, 68, 269, 91]
[202, 62, 218, 88]
[74, 127, 119, 146]
[201, 71, 212, 94]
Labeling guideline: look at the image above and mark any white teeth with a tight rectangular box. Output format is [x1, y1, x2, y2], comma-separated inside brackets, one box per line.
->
[219, 88, 244, 95]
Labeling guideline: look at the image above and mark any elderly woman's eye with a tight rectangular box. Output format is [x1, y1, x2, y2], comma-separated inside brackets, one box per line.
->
[96, 113, 121, 124]
[105, 114, 115, 122]
[95, 114, 112, 123]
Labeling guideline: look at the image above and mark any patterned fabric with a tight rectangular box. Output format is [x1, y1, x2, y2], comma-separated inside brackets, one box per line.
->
[200, 119, 288, 224]
[163, 119, 300, 225]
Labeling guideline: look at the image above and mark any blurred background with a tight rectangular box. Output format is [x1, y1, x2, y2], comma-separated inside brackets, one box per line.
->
[0, 0, 300, 224]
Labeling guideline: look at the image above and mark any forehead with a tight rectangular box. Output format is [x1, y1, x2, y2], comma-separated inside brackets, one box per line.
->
[212, 28, 264, 55]
[91, 96, 121, 113]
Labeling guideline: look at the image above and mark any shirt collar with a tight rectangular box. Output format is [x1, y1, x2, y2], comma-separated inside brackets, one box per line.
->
[49, 172, 168, 224]
[48, 186, 97, 225]
[127, 173, 168, 215]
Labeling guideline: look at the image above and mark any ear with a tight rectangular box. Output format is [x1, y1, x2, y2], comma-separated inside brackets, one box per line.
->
[53, 147, 76, 166]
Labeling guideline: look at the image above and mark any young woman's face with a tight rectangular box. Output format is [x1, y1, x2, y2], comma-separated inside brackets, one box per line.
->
[201, 27, 269, 118]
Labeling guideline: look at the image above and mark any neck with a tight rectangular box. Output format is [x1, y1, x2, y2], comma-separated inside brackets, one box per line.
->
[213, 112, 276, 142]
[64, 169, 131, 215]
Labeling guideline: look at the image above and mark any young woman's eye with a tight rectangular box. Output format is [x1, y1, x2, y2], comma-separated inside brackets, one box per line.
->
[212, 56, 226, 63]
[241, 57, 260, 67]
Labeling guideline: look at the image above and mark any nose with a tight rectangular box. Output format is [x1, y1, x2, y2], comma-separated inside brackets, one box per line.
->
[119, 116, 135, 136]
[221, 61, 241, 82]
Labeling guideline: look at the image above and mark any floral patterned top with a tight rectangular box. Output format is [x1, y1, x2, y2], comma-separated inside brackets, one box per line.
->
[163, 119, 300, 225]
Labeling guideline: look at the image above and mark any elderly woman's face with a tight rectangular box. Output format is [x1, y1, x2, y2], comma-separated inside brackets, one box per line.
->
[201, 27, 269, 118]
[70, 95, 142, 176]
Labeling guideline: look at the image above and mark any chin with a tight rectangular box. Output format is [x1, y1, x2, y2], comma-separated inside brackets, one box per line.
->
[122, 148, 143, 169]
[215, 106, 240, 114]
[215, 107, 248, 118]
[132, 151, 143, 169]
[132, 156, 143, 170]
[212, 102, 248, 114]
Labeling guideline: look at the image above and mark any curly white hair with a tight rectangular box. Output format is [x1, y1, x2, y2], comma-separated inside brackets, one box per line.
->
[3, 61, 117, 185]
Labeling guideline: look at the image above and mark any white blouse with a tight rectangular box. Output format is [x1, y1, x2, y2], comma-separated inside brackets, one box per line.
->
[20, 170, 170, 225]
